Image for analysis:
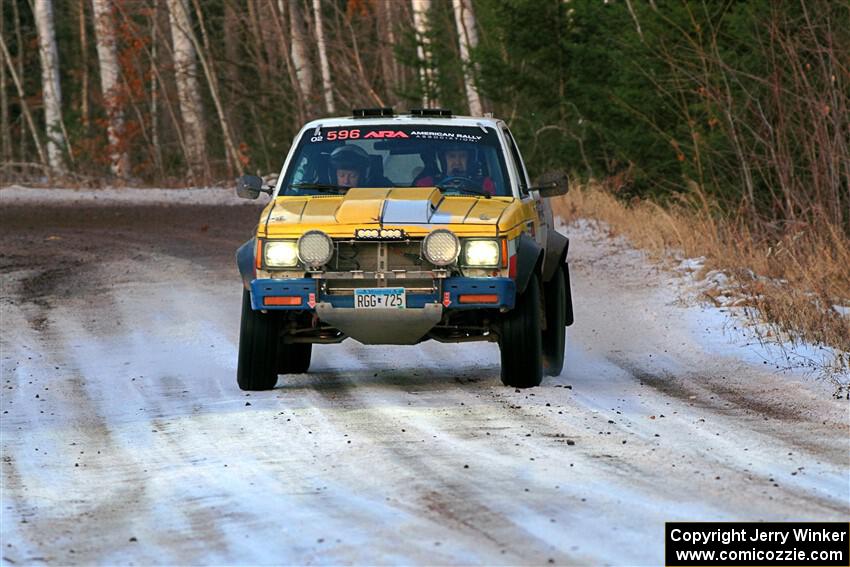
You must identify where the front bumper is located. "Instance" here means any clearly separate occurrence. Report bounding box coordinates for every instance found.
[249,277,516,311]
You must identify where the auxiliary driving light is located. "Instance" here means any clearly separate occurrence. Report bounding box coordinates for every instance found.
[422,229,460,266]
[297,230,333,268]
[355,228,405,240]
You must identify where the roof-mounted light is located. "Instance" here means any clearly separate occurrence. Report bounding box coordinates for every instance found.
[409,108,453,117]
[352,107,395,118]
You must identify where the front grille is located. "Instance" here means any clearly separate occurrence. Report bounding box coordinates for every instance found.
[328,241,431,272]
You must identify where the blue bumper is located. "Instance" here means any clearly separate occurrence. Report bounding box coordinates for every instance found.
[250,277,515,311]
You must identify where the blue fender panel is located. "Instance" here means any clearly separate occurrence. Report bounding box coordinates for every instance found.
[443,277,516,310]
[250,278,317,310]
[236,239,256,290]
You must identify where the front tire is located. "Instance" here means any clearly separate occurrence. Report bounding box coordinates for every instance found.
[542,266,567,376]
[499,272,543,388]
[237,289,280,391]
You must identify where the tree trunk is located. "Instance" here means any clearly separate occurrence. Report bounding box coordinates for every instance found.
[411,0,439,108]
[452,0,482,116]
[91,0,130,178]
[289,0,313,109]
[34,0,67,173]
[274,0,305,123]
[166,0,208,181]
[149,0,163,178]
[312,0,334,114]
[0,0,10,164]
[78,0,89,131]
[378,0,399,105]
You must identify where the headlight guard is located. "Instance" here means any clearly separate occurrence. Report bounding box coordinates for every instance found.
[297,230,334,269]
[422,229,460,266]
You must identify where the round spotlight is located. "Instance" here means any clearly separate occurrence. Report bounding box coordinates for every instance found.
[422,229,460,266]
[297,230,333,268]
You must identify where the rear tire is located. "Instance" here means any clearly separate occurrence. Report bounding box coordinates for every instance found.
[542,266,567,376]
[499,272,543,388]
[237,289,280,391]
[278,342,312,374]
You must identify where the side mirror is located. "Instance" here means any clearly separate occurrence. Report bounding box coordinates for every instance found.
[236,174,270,199]
[529,170,569,198]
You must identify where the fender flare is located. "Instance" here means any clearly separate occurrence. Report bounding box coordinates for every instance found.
[514,233,543,294]
[236,238,256,290]
[542,230,569,282]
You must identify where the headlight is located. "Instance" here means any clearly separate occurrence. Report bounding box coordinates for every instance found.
[264,240,299,268]
[463,239,501,267]
[422,229,460,266]
[297,230,333,268]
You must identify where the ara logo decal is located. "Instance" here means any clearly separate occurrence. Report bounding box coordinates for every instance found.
[307,293,316,308]
[442,292,452,307]
[364,130,410,139]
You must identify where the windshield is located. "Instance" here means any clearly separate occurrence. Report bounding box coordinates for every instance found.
[278,124,512,197]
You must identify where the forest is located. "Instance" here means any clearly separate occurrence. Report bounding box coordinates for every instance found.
[1,0,845,224]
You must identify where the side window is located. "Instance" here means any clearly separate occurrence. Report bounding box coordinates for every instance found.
[503,128,529,193]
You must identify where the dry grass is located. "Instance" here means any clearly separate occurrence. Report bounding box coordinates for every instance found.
[553,182,850,375]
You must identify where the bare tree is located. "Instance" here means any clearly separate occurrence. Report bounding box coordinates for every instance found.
[312,0,334,114]
[411,0,439,108]
[0,31,47,167]
[166,0,208,180]
[34,0,67,173]
[452,0,482,116]
[289,0,314,109]
[78,0,90,131]
[0,0,9,163]
[378,0,400,104]
[91,0,130,177]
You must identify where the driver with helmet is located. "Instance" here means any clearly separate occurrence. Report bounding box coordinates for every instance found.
[330,145,370,187]
[415,143,496,195]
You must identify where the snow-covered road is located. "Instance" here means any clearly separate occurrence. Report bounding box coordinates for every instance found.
[1,193,847,565]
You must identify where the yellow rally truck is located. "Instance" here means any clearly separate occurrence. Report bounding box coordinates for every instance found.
[235,108,573,390]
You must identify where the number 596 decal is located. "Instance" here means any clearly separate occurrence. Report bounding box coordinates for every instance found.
[326,129,361,141]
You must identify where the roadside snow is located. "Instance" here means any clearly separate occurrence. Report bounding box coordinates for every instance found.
[559,218,850,392]
[0,185,265,206]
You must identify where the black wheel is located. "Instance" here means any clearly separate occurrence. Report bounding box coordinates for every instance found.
[237,289,280,391]
[499,272,543,388]
[277,342,312,374]
[542,265,567,376]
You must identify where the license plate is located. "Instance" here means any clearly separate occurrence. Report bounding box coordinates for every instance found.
[354,287,406,309]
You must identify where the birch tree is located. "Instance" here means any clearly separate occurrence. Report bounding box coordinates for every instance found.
[289,0,313,108]
[411,0,439,108]
[312,0,334,114]
[166,0,208,180]
[452,0,482,116]
[91,0,129,177]
[34,0,66,173]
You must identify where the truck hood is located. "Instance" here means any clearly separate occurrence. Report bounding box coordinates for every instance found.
[263,187,519,236]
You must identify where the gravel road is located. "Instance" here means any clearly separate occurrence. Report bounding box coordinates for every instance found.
[1,193,847,565]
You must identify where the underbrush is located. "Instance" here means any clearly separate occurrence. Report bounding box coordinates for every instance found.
[553,183,850,380]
